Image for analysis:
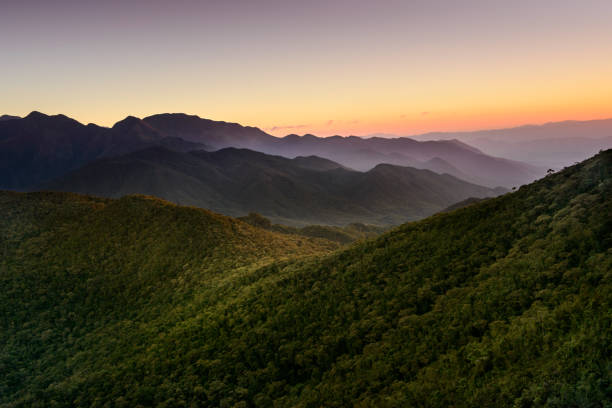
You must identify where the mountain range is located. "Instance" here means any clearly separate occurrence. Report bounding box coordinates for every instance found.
[401,118,612,168]
[1,149,609,407]
[0,112,543,193]
[46,146,505,226]
[0,112,205,190]
[140,113,543,188]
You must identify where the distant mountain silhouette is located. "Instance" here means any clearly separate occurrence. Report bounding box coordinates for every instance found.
[0,114,20,121]
[260,134,541,188]
[140,114,543,187]
[405,118,612,168]
[2,112,545,191]
[143,113,276,149]
[0,112,206,190]
[472,136,612,168]
[46,146,505,226]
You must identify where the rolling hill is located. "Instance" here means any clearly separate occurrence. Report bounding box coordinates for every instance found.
[46,146,505,226]
[1,150,609,407]
[238,212,387,245]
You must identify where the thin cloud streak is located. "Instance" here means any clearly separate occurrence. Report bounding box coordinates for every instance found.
[267,124,310,132]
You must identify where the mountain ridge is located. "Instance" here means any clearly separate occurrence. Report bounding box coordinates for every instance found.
[45,146,505,226]
[137,113,542,187]
[1,111,544,190]
[0,112,206,190]
[397,118,612,168]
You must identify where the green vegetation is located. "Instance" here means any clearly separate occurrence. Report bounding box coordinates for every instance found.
[440,196,486,212]
[0,192,337,407]
[238,212,387,244]
[1,150,611,407]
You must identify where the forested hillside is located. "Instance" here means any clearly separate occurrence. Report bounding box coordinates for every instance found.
[1,150,610,407]
[0,192,337,407]
[238,212,387,244]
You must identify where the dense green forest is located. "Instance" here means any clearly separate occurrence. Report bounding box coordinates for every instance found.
[1,150,611,407]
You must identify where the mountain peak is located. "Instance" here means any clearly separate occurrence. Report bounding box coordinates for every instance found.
[144,112,202,121]
[22,111,82,127]
[111,116,161,133]
[110,116,166,143]
[112,116,142,128]
[281,134,320,141]
[25,111,49,120]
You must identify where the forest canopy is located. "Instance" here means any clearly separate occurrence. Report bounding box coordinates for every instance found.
[0,150,610,407]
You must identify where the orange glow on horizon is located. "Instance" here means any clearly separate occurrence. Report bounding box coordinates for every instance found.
[4,1,612,139]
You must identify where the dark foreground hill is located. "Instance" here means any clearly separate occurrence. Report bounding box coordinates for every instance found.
[1,150,610,407]
[0,192,339,406]
[46,146,504,226]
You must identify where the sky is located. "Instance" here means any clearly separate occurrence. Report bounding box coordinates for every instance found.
[2,0,612,136]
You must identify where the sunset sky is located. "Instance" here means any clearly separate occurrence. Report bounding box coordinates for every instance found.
[2,0,612,136]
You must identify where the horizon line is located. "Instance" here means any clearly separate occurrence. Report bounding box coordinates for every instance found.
[4,110,612,140]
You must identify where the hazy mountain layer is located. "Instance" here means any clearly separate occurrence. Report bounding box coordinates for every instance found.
[141,113,543,188]
[406,118,612,168]
[46,146,504,226]
[0,112,543,190]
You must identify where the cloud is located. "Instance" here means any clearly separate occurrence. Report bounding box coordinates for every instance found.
[421,111,430,116]
[399,114,407,119]
[267,124,309,132]
[326,120,334,126]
